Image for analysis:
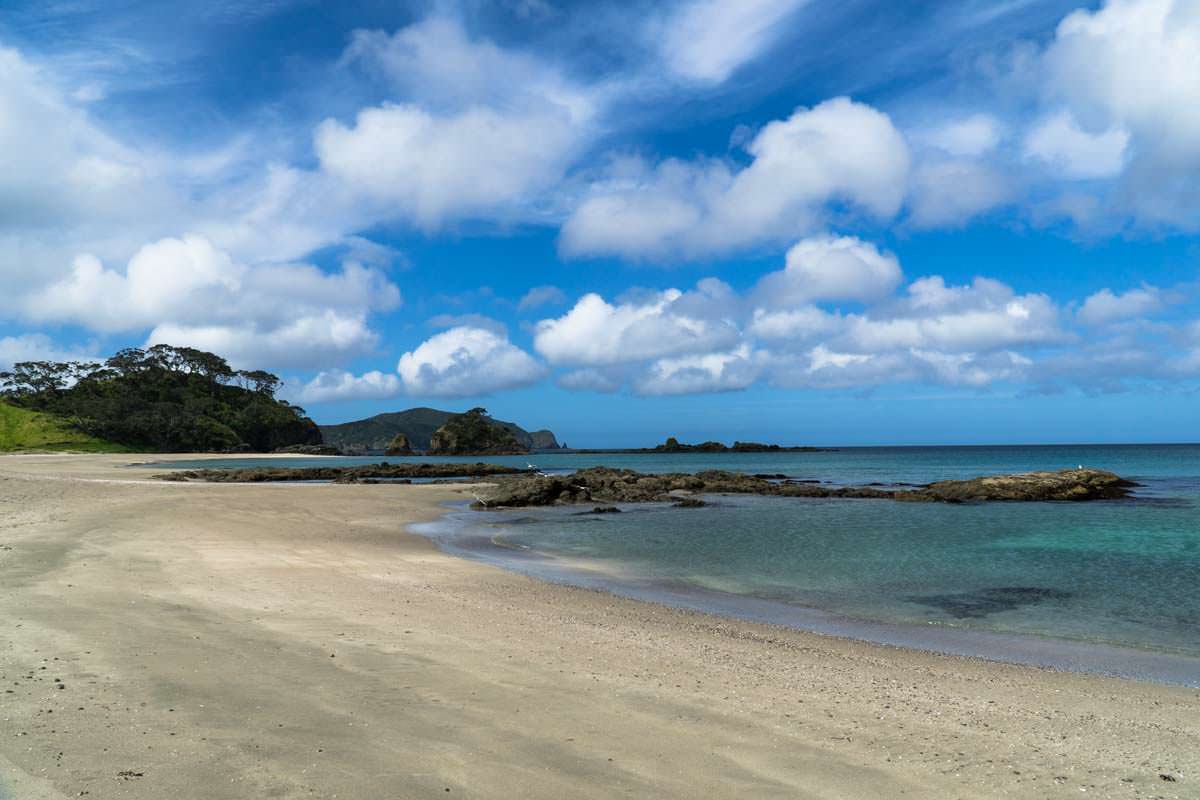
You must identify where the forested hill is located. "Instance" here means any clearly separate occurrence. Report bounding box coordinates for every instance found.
[320,407,560,453]
[0,345,320,452]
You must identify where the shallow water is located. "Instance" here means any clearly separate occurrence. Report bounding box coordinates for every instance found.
[150,445,1200,680]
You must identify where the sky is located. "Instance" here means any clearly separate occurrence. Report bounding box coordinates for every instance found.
[1,0,1199,446]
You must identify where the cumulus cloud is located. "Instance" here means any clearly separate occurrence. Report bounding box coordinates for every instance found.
[560,98,910,259]
[293,369,403,403]
[907,159,1013,228]
[1076,285,1164,326]
[634,345,763,395]
[657,0,809,84]
[397,326,545,397]
[1023,111,1130,180]
[25,234,400,369]
[751,236,902,308]
[534,280,740,366]
[0,333,97,370]
[530,236,1088,396]
[1037,0,1200,225]
[924,114,1004,157]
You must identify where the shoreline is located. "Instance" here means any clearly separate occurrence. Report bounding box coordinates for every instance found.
[2,453,1198,798]
[418,502,1200,688]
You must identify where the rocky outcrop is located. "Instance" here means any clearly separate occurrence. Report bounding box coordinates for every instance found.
[898,469,1137,503]
[469,467,1136,508]
[158,462,529,483]
[426,408,530,456]
[651,437,828,453]
[384,433,413,456]
[528,429,562,450]
[272,444,341,455]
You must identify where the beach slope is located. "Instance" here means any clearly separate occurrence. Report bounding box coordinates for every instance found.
[1,454,1197,798]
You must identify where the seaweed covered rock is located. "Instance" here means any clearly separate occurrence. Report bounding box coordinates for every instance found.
[469,466,1136,508]
[901,468,1136,503]
[158,462,528,483]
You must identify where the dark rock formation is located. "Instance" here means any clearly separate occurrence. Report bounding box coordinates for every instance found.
[273,444,341,455]
[651,437,828,453]
[157,462,528,483]
[898,469,1137,503]
[672,497,708,508]
[527,429,562,450]
[384,433,414,456]
[427,408,530,456]
[469,467,1135,508]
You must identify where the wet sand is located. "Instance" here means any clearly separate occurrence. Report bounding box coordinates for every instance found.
[1,454,1197,798]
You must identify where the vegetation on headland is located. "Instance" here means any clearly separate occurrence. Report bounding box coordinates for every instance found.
[319,406,561,454]
[0,345,320,453]
[0,401,131,453]
[427,407,529,455]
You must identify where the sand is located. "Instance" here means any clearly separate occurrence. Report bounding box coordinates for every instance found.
[0,454,1197,799]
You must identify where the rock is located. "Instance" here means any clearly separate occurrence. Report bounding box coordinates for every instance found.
[272,444,341,455]
[427,408,530,456]
[158,462,529,483]
[672,497,707,508]
[384,433,414,456]
[469,466,1136,508]
[899,468,1137,503]
[585,506,621,514]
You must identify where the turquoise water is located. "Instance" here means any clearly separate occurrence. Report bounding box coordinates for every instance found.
[150,445,1200,675]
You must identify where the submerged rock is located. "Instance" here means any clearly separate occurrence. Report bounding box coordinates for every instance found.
[907,587,1072,619]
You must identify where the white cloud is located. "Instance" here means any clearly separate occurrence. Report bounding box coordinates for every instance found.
[925,114,1003,157]
[1023,111,1130,180]
[397,326,545,397]
[533,281,740,366]
[634,345,762,395]
[1077,285,1164,326]
[751,235,902,308]
[315,103,583,230]
[293,369,403,403]
[1036,0,1200,224]
[24,234,399,369]
[518,285,567,312]
[560,98,910,259]
[908,159,1012,228]
[658,0,809,84]
[0,333,96,370]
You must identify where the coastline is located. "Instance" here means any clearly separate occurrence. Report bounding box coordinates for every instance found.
[419,503,1200,687]
[2,454,1198,798]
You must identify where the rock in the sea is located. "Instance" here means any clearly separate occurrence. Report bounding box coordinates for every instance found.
[384,433,414,456]
[899,468,1137,503]
[469,466,1136,508]
[272,444,341,455]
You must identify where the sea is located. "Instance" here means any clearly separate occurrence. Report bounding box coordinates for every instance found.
[144,444,1200,685]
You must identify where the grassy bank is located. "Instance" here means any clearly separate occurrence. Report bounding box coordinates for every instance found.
[0,402,130,453]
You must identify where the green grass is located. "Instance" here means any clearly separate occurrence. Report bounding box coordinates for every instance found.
[0,401,131,453]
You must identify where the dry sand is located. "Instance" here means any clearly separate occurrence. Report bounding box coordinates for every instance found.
[1,453,1197,799]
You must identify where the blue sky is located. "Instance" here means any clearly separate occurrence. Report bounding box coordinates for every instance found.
[1,0,1198,446]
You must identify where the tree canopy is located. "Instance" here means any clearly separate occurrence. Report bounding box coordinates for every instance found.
[0,345,321,452]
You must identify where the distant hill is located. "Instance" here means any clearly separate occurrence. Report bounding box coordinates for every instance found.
[320,407,561,454]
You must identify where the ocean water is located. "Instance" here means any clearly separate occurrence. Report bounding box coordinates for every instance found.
[148,445,1200,681]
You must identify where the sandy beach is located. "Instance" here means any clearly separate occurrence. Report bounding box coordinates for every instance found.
[1,454,1197,799]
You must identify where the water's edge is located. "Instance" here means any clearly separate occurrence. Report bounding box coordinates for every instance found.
[411,502,1200,689]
